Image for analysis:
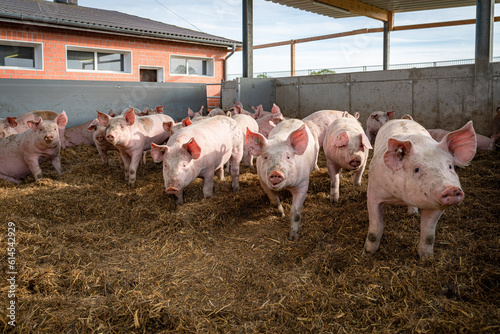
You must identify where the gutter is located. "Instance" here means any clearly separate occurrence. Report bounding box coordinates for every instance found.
[0,12,241,49]
[223,44,236,81]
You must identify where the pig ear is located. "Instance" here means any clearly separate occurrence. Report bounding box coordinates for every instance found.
[287,124,309,155]
[333,131,349,147]
[6,117,18,127]
[156,106,164,114]
[188,108,195,118]
[384,138,413,171]
[234,104,242,115]
[183,138,201,159]
[354,112,360,119]
[140,107,149,116]
[246,128,267,157]
[55,111,68,128]
[371,113,379,121]
[163,121,174,133]
[124,107,135,125]
[87,119,99,132]
[439,120,476,167]
[109,109,116,117]
[361,133,372,150]
[182,117,192,127]
[268,120,276,130]
[226,111,232,117]
[401,114,413,120]
[271,104,281,116]
[198,106,204,114]
[151,143,169,162]
[27,117,41,131]
[97,110,110,127]
[387,111,395,119]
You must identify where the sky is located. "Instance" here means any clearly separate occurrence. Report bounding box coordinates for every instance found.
[78,0,500,77]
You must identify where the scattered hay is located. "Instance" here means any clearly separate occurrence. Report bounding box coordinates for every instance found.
[0,145,499,333]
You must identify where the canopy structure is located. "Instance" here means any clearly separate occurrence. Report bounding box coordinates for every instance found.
[241,0,496,77]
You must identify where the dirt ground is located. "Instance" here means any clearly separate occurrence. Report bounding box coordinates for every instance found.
[0,143,499,333]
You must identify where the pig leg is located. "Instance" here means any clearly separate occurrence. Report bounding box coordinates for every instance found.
[352,163,366,187]
[127,153,143,186]
[418,209,443,260]
[364,198,385,255]
[216,167,224,180]
[407,206,419,215]
[25,157,43,181]
[51,154,63,175]
[230,150,243,192]
[96,145,109,166]
[202,170,215,199]
[259,179,284,217]
[0,174,21,184]
[288,184,309,241]
[120,152,131,181]
[326,159,342,203]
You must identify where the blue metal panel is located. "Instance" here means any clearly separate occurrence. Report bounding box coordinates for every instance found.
[0,79,207,126]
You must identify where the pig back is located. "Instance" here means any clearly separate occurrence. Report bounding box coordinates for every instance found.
[372,119,431,158]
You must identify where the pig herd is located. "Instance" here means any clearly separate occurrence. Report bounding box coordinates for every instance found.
[1,103,499,260]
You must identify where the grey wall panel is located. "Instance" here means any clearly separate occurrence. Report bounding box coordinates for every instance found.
[298,83,350,118]
[238,78,276,112]
[0,79,207,126]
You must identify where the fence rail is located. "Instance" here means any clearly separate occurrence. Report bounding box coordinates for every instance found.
[228,57,500,80]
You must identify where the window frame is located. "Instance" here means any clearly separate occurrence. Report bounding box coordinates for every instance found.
[0,39,43,70]
[66,46,132,74]
[139,65,165,82]
[169,55,214,77]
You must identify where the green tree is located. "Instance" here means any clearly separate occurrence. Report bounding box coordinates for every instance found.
[310,69,336,75]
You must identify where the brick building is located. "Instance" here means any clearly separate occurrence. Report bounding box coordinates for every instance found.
[0,0,240,108]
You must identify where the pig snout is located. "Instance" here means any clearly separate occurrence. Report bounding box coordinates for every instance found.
[268,171,285,186]
[349,158,361,169]
[96,135,105,142]
[44,133,55,143]
[439,186,464,206]
[166,186,180,194]
[106,134,115,142]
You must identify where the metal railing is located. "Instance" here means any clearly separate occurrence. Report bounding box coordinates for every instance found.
[228,57,500,80]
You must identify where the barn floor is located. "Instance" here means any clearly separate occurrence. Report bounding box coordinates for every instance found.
[0,145,499,333]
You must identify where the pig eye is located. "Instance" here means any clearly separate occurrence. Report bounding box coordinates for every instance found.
[414,167,420,174]
[448,164,453,170]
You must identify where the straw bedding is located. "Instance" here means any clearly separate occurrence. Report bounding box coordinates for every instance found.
[0,144,498,333]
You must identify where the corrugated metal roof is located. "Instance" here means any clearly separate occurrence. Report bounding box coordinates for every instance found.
[0,0,240,47]
[266,0,499,20]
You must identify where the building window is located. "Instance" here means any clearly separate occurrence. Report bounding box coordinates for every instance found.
[0,40,43,70]
[67,47,131,73]
[170,56,214,76]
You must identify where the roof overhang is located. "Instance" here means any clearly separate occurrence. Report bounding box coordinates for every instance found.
[266,0,499,22]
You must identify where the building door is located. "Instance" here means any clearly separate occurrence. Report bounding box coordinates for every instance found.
[140,69,157,82]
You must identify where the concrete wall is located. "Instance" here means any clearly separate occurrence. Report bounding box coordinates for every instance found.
[224,63,499,136]
[0,79,207,126]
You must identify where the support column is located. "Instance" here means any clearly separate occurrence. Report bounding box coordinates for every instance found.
[383,12,393,71]
[243,0,253,78]
[473,0,494,134]
[291,40,296,77]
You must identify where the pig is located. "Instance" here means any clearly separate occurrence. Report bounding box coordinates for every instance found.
[246,119,318,241]
[233,102,257,118]
[13,110,60,133]
[63,120,95,147]
[187,106,205,119]
[150,115,244,204]
[208,108,227,117]
[256,103,285,138]
[323,113,372,203]
[364,119,476,259]
[493,107,500,150]
[428,128,494,151]
[87,118,118,166]
[162,117,193,136]
[0,117,18,139]
[139,106,164,116]
[0,111,68,183]
[97,107,174,185]
[365,110,395,143]
[252,105,271,119]
[231,113,259,167]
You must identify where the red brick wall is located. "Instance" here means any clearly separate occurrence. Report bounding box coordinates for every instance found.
[0,22,228,89]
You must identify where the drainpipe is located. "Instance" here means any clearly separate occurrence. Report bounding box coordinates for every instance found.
[224,44,236,81]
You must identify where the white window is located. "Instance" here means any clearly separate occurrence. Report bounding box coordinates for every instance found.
[0,40,43,70]
[170,56,214,77]
[66,47,131,73]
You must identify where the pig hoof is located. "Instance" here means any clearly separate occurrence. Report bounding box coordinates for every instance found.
[288,230,300,241]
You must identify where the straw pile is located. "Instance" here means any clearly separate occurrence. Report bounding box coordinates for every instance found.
[0,144,498,333]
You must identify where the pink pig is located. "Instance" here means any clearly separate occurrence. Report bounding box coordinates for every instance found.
[252,105,271,119]
[97,107,174,185]
[231,113,259,167]
[87,118,118,165]
[151,115,244,204]
[0,111,68,183]
[246,119,318,241]
[323,114,372,203]
[63,120,95,147]
[365,110,395,143]
[139,106,163,116]
[0,117,18,139]
[428,128,494,151]
[256,103,285,138]
[364,119,476,259]
[187,106,205,119]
